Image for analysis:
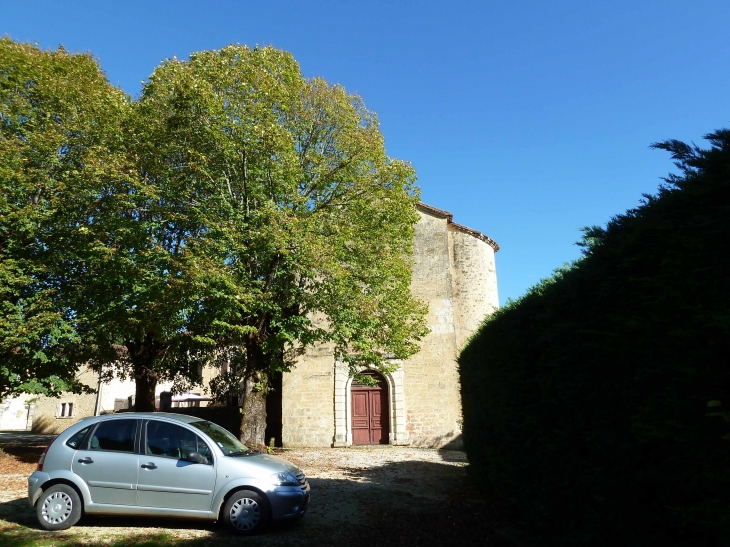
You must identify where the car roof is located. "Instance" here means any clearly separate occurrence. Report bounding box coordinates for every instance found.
[96,412,206,424]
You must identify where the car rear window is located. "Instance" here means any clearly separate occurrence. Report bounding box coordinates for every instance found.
[66,426,91,449]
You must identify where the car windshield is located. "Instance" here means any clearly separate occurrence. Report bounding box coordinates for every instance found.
[189,420,250,456]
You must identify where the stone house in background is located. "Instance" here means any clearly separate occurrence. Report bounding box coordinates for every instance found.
[0,202,499,448]
[0,367,219,435]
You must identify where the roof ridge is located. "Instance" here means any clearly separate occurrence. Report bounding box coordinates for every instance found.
[416,202,499,252]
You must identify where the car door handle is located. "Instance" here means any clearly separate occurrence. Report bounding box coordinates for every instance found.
[141,462,157,469]
[77,457,94,464]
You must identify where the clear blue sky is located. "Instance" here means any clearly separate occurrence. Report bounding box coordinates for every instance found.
[4,1,729,304]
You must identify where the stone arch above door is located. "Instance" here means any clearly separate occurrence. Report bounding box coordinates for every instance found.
[333,362,408,447]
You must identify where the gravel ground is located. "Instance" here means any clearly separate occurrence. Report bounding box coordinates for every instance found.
[0,441,507,547]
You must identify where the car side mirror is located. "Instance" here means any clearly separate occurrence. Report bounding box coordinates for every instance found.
[185,451,208,464]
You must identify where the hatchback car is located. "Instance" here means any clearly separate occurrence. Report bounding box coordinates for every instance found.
[27,413,309,534]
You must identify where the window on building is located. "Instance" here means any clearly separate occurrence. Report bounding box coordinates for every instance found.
[58,402,74,418]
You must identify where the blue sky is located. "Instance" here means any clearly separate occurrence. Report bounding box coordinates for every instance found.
[4,0,729,304]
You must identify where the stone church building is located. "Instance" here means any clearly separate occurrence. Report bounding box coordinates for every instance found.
[0,203,499,449]
[279,202,499,448]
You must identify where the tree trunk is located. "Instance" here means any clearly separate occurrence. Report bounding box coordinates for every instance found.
[126,333,162,413]
[134,361,159,412]
[240,369,267,447]
[240,337,267,447]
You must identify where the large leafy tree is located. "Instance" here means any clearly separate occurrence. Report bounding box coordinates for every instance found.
[138,46,427,442]
[1,41,426,441]
[1,39,221,410]
[0,38,128,398]
[54,112,217,413]
[52,82,220,413]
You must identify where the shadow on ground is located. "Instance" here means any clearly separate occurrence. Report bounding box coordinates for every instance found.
[0,446,508,547]
[1,447,44,464]
[0,433,56,448]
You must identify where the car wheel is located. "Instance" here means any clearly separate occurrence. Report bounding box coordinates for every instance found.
[36,484,82,531]
[223,490,269,535]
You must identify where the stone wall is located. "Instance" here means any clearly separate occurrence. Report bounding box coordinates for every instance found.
[281,341,338,447]
[30,366,99,435]
[403,208,463,447]
[450,226,499,350]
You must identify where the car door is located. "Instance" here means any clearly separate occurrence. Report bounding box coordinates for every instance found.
[71,418,140,506]
[136,419,216,512]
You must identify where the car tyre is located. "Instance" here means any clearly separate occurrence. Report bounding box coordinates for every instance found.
[36,484,82,531]
[223,490,269,535]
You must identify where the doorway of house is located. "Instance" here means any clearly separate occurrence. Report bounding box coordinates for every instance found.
[351,371,389,445]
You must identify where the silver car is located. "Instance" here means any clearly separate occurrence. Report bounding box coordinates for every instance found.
[27,413,310,534]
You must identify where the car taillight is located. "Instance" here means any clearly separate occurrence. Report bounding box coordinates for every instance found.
[37,438,56,472]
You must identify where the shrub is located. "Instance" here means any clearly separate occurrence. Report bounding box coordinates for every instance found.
[460,129,730,546]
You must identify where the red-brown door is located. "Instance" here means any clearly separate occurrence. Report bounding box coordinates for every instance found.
[351,373,389,445]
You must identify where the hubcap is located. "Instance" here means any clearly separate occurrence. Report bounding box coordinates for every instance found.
[229,497,260,530]
[41,491,73,524]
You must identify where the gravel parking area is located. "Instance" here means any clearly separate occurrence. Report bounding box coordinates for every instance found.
[0,440,505,547]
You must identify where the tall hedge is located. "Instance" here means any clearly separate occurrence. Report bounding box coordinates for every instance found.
[460,129,730,546]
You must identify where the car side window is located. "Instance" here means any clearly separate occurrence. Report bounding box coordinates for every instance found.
[89,419,137,452]
[184,432,213,464]
[66,426,91,449]
[195,436,213,464]
[146,421,212,464]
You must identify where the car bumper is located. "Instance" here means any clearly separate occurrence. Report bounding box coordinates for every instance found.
[269,484,310,520]
[28,471,50,507]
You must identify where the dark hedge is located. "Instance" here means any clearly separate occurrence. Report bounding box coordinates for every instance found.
[459,129,730,546]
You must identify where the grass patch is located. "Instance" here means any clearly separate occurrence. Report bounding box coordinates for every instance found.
[0,523,206,547]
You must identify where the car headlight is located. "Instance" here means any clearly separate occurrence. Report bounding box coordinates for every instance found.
[271,471,300,486]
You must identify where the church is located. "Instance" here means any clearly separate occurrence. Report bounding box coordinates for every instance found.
[278,202,499,448]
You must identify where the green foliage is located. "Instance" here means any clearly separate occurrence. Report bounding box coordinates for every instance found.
[137,46,427,397]
[1,40,426,422]
[0,38,125,398]
[460,128,730,546]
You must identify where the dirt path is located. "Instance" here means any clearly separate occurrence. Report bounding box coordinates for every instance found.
[0,443,505,546]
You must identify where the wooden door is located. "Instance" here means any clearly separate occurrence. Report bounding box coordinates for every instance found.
[351,373,389,445]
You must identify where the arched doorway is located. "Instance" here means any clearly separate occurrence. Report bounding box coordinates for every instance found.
[351,372,390,445]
